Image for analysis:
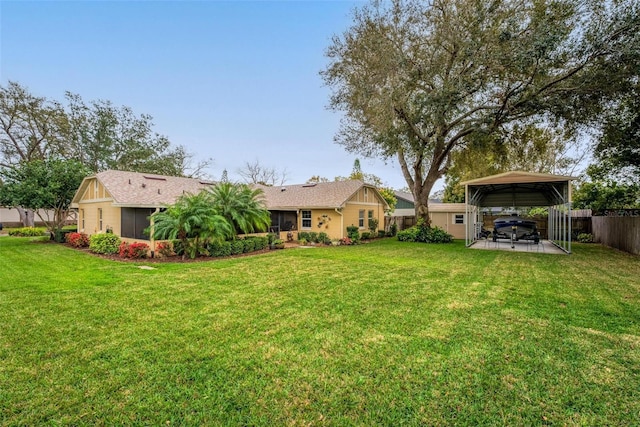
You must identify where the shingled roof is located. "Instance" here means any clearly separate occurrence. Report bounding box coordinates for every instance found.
[72,170,214,208]
[257,180,382,210]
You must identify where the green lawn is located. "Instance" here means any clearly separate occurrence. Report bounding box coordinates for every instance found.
[0,237,638,425]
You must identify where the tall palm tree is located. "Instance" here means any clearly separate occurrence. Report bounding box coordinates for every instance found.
[207,182,271,236]
[151,191,232,259]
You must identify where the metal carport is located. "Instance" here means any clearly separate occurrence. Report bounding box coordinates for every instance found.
[461,171,576,253]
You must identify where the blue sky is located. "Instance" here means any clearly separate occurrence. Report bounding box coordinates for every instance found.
[0,0,430,190]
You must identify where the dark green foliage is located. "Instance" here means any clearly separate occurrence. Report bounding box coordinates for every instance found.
[573,177,640,210]
[151,191,232,259]
[368,218,378,234]
[361,232,371,240]
[267,233,277,245]
[207,182,271,235]
[0,159,89,235]
[378,230,386,238]
[318,232,331,244]
[397,221,453,244]
[208,241,232,257]
[347,225,360,242]
[308,232,318,243]
[242,238,255,253]
[390,223,398,237]
[577,233,594,243]
[298,231,310,242]
[231,240,245,255]
[172,240,185,257]
[89,233,121,254]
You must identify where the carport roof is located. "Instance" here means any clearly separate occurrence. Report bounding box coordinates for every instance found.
[461,171,576,207]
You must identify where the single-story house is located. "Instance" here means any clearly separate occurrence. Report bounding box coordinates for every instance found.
[70,170,389,248]
[259,180,389,240]
[70,170,215,248]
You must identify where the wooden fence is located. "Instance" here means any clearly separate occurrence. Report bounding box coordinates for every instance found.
[592,216,640,255]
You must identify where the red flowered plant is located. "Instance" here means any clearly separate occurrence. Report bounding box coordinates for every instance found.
[66,232,90,248]
[339,237,353,245]
[118,241,149,258]
[156,242,174,258]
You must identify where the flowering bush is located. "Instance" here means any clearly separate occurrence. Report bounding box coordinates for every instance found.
[66,232,90,248]
[340,237,354,245]
[156,242,174,257]
[118,241,149,258]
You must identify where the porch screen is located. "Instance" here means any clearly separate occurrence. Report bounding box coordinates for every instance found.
[121,208,155,240]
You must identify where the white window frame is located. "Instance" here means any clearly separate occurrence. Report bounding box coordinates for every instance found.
[98,208,103,231]
[453,213,465,224]
[81,209,85,230]
[358,209,365,228]
[301,210,312,229]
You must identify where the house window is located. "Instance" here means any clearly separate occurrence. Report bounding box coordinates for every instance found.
[358,210,365,228]
[301,210,312,229]
[98,208,103,231]
[454,214,465,224]
[80,209,85,230]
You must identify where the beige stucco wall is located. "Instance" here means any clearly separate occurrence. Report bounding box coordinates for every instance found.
[297,208,342,240]
[76,178,121,235]
[430,212,466,239]
[342,187,386,238]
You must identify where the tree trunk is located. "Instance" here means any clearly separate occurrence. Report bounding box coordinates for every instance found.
[413,175,440,228]
[16,207,35,227]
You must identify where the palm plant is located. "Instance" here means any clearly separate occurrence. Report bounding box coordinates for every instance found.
[207,182,271,235]
[151,191,232,259]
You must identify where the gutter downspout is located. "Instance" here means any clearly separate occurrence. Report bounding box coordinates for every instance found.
[335,207,344,239]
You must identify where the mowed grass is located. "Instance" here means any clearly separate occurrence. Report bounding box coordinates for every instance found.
[0,237,638,426]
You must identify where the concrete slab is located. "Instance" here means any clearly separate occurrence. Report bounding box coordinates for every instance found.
[468,239,567,254]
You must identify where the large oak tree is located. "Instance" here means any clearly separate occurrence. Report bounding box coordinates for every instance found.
[323,0,640,224]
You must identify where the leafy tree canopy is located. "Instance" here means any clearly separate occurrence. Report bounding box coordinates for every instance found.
[323,0,640,224]
[0,159,89,234]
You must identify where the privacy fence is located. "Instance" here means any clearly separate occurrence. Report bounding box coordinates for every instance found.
[591,209,640,255]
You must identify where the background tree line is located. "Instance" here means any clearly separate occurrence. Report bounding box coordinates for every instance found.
[0,81,209,232]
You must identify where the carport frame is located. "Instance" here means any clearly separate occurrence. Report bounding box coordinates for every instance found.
[461,171,576,253]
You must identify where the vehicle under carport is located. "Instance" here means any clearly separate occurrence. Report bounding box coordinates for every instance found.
[461,171,576,253]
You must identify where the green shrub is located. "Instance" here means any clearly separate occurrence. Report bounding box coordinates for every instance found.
[318,232,330,245]
[397,222,453,244]
[231,240,244,255]
[208,241,232,257]
[361,232,371,240]
[378,230,386,238]
[346,225,360,242]
[390,223,398,237]
[243,238,255,253]
[172,240,185,257]
[308,232,318,243]
[368,218,379,234]
[89,233,121,254]
[252,236,268,250]
[267,233,277,245]
[8,227,46,237]
[577,233,594,243]
[298,231,310,242]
